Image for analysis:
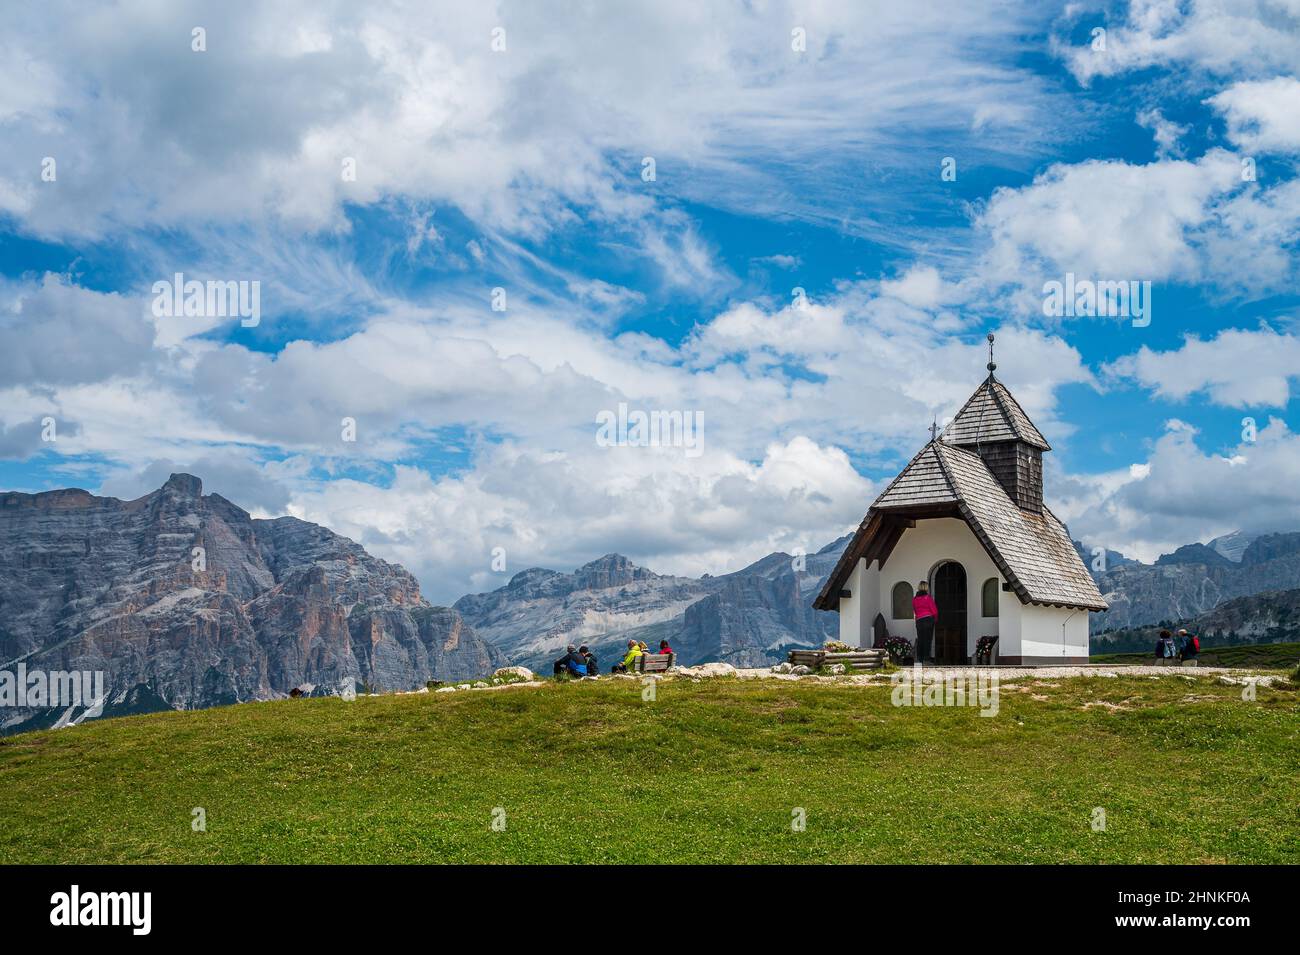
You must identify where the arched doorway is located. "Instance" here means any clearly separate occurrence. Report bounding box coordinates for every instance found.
[932,561,967,664]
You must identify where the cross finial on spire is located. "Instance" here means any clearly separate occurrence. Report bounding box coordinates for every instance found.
[929,419,939,442]
[987,332,997,375]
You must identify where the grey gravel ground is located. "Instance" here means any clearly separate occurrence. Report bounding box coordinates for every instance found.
[734,664,1280,682]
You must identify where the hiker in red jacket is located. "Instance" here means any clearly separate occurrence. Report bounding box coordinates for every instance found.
[913,580,938,663]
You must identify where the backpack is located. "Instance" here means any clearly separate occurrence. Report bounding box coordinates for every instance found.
[1191,635,1200,652]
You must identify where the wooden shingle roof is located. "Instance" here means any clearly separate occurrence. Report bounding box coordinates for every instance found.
[872,444,958,509]
[936,442,1106,610]
[944,375,1050,451]
[813,439,1106,612]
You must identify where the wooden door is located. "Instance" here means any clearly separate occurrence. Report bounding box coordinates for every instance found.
[933,561,967,664]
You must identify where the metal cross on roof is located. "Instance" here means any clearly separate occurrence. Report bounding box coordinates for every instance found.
[929,419,939,441]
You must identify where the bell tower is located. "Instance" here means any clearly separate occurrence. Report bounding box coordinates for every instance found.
[942,333,1048,514]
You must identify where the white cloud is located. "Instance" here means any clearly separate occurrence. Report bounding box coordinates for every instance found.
[1209,76,1300,153]
[285,436,874,603]
[0,274,157,386]
[6,0,1295,609]
[879,265,967,310]
[977,147,1300,300]
[1136,108,1189,158]
[2,272,1096,601]
[1058,0,1300,85]
[1062,417,1300,561]
[980,151,1243,287]
[0,0,1065,257]
[753,254,801,270]
[1104,325,1300,408]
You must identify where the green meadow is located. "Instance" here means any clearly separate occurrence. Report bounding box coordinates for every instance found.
[1,673,1296,864]
[1092,642,1300,670]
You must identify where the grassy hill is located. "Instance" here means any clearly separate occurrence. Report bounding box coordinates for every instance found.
[1,674,1297,864]
[1092,642,1300,669]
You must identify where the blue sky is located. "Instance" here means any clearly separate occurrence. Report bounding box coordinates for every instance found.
[1,1,1299,601]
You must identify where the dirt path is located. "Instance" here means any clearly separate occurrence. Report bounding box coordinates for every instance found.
[734,663,1282,682]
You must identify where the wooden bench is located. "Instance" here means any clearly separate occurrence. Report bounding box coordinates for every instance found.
[789,649,827,669]
[635,652,677,674]
[788,649,888,671]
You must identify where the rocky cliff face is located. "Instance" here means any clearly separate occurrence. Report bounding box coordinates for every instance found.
[1209,530,1259,563]
[452,555,715,670]
[1089,532,1300,634]
[1089,586,1300,654]
[0,474,502,732]
[454,538,847,671]
[676,545,842,667]
[458,525,1300,668]
[1189,586,1300,643]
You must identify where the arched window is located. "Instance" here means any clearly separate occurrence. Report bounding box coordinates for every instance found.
[891,581,914,619]
[982,578,1000,617]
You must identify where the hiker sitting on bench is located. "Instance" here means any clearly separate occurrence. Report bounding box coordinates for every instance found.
[611,639,642,673]
[553,645,588,677]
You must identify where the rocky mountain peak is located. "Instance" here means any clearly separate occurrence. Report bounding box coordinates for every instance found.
[816,534,854,556]
[1154,542,1234,568]
[1208,530,1257,562]
[1,487,98,510]
[573,553,655,590]
[1240,532,1300,566]
[161,472,204,498]
[1090,526,1300,637]
[506,566,561,589]
[0,474,503,733]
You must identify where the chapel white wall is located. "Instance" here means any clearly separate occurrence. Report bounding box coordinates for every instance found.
[1019,604,1090,660]
[837,558,881,647]
[875,518,1005,659]
[837,559,864,646]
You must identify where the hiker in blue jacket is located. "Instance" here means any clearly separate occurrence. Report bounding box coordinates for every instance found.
[552,645,588,677]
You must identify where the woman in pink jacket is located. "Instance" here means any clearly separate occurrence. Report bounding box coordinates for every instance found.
[912,580,938,663]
